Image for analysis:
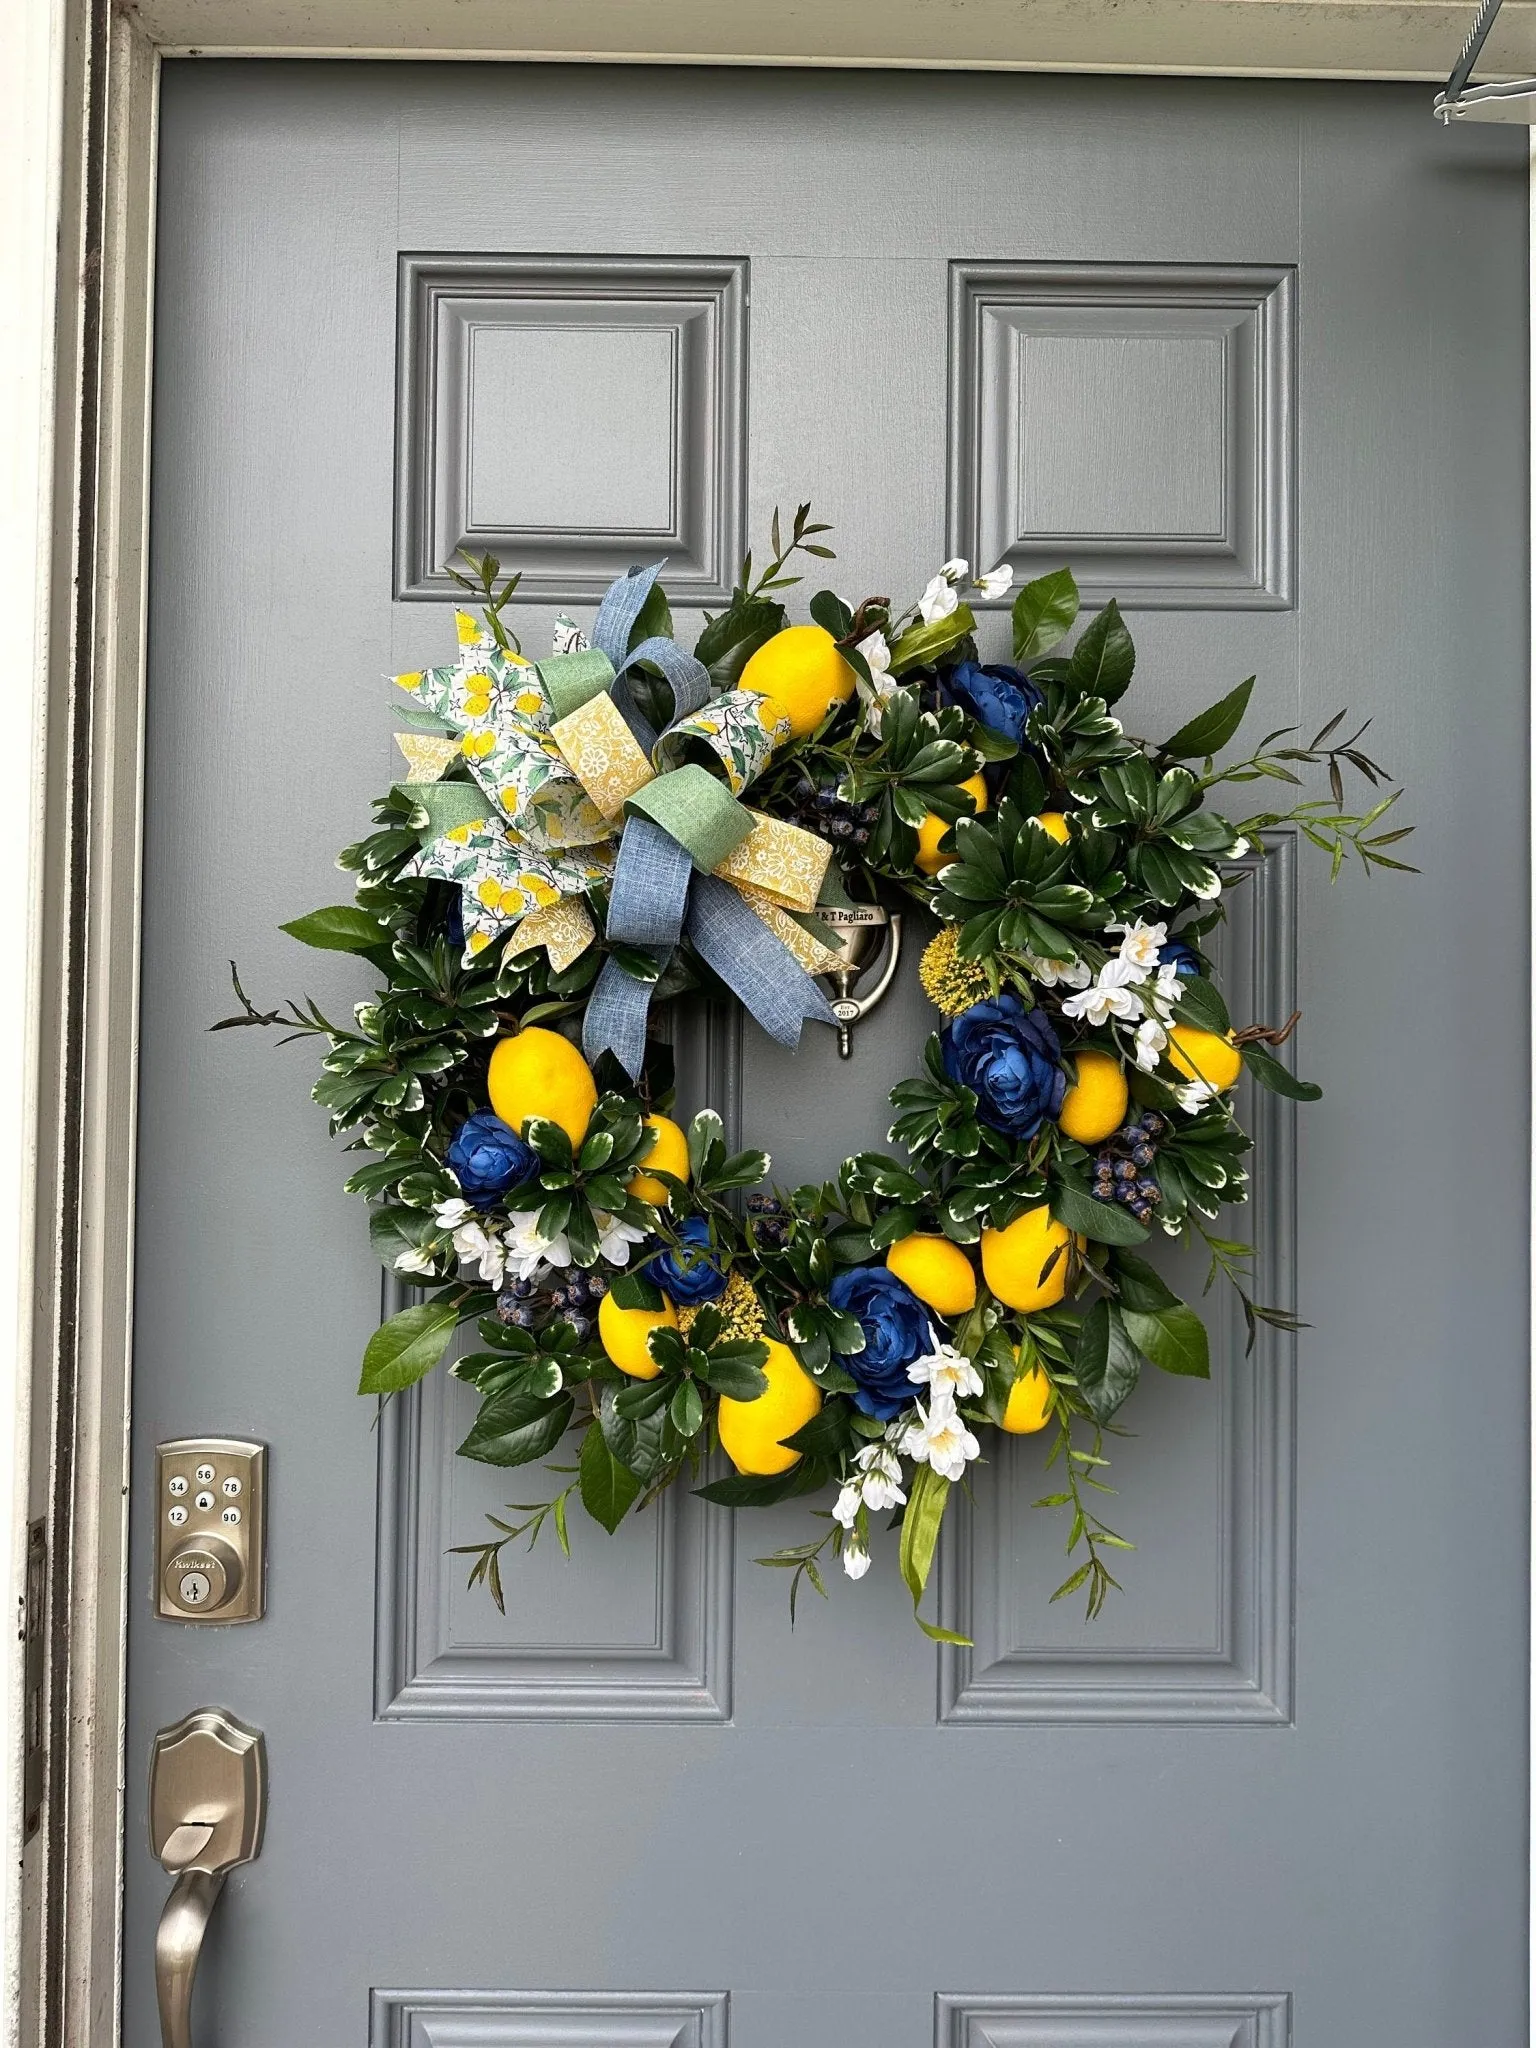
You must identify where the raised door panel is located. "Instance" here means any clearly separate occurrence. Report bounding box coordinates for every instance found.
[948,263,1294,608]
[396,255,747,604]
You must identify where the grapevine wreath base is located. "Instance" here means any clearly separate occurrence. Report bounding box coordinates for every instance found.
[226,513,1410,1636]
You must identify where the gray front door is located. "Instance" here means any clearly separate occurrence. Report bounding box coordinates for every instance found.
[125,62,1528,2047]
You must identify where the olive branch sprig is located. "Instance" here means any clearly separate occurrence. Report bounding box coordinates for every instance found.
[741,501,837,598]
[1198,711,1417,880]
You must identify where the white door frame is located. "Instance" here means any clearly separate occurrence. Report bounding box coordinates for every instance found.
[2,4,1527,2042]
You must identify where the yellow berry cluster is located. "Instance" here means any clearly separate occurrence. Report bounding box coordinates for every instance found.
[677,1269,766,1341]
[918,924,989,1018]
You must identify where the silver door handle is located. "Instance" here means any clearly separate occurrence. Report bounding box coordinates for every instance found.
[150,1708,266,2048]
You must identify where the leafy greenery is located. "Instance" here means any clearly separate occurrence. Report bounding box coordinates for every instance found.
[233,531,1410,1634]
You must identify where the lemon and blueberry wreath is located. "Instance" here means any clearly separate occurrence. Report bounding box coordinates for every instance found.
[227,508,1410,1635]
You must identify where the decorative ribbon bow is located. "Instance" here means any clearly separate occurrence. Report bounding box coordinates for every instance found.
[392,564,839,1076]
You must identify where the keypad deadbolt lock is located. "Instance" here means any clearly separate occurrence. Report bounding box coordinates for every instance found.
[156,1439,266,1622]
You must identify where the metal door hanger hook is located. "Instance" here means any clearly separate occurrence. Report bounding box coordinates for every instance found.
[817,904,903,1058]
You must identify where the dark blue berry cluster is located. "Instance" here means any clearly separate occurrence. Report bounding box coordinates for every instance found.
[496,1265,610,1340]
[787,779,881,855]
[746,1192,791,1249]
[1092,1110,1167,1225]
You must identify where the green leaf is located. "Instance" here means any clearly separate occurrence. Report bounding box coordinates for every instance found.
[687,1108,725,1179]
[695,1464,826,1507]
[577,1422,643,1532]
[1011,566,1079,663]
[1111,1248,1179,1312]
[1067,600,1135,705]
[888,603,976,677]
[458,1389,574,1467]
[609,1269,664,1311]
[358,1296,460,1394]
[1051,1181,1149,1247]
[1173,975,1231,1035]
[367,1205,430,1269]
[779,1403,856,1460]
[897,1463,971,1645]
[694,597,784,686]
[1160,677,1255,760]
[599,1385,676,1483]
[669,1378,705,1438]
[1122,1302,1211,1379]
[280,905,389,954]
[1074,1300,1142,1421]
[809,588,855,639]
[703,1355,770,1401]
[1241,1042,1323,1101]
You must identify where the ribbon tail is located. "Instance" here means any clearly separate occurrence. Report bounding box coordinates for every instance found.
[583,954,658,1080]
[586,813,694,1079]
[607,815,694,947]
[687,874,837,1051]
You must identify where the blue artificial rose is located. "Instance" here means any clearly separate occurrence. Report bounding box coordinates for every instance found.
[447,1110,537,1209]
[828,1266,934,1419]
[1158,937,1202,978]
[945,659,1043,744]
[942,993,1066,1141]
[645,1216,727,1305]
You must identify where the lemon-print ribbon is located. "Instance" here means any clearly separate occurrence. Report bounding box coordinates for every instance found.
[393,563,839,1073]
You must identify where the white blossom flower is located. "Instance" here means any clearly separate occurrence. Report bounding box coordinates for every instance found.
[918,573,960,625]
[940,556,969,581]
[973,563,1013,599]
[433,1197,476,1232]
[841,1537,873,1581]
[854,629,900,732]
[906,1339,984,1404]
[900,1399,982,1483]
[1061,957,1146,1027]
[1155,962,1184,1005]
[832,1479,863,1529]
[501,1209,571,1281]
[393,1243,439,1277]
[1134,1017,1169,1072]
[594,1211,647,1266]
[1173,1077,1219,1111]
[1025,951,1093,991]
[1111,919,1168,972]
[451,1219,510,1289]
[853,1442,907,1512]
[551,614,589,655]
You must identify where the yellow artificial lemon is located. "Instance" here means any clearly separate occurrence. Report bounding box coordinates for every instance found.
[1058,1048,1130,1144]
[597,1290,678,1380]
[1164,1024,1243,1093]
[981,1205,1077,1313]
[627,1113,691,1207]
[717,1338,823,1476]
[739,624,856,741]
[1035,811,1070,844]
[914,773,990,876]
[1001,1361,1054,1434]
[487,1027,598,1148]
[886,1232,977,1317]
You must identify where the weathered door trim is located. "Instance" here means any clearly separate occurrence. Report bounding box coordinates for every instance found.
[12,8,1531,2045]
